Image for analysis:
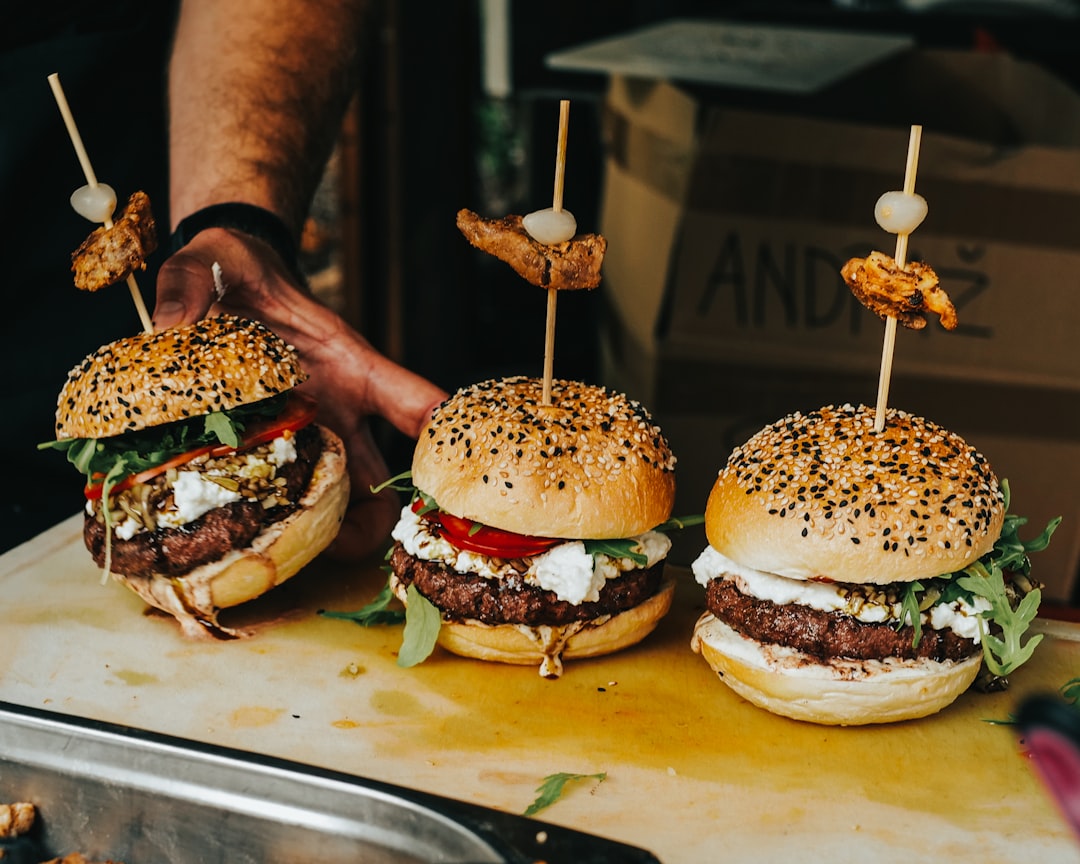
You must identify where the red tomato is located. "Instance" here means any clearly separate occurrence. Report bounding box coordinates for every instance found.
[84,445,216,501]
[411,498,560,558]
[84,392,319,500]
[210,392,318,455]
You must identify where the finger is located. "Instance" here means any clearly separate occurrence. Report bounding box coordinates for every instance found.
[153,247,219,329]
[363,351,448,438]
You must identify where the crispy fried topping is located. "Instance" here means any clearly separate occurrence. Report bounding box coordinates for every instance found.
[841,250,957,331]
[71,190,158,291]
[456,208,606,290]
[0,801,35,837]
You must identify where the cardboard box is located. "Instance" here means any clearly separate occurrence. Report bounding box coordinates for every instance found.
[596,50,1080,601]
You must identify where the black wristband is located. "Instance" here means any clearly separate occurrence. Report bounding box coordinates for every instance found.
[169,202,301,276]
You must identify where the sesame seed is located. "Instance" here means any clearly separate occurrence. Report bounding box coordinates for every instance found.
[719,403,1003,560]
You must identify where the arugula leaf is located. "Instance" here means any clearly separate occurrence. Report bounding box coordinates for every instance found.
[896,580,925,647]
[582,514,704,567]
[987,481,1061,577]
[882,481,1059,667]
[397,584,442,667]
[38,394,289,487]
[319,582,405,627]
[319,577,441,668]
[204,411,241,448]
[413,489,439,516]
[524,772,607,817]
[957,562,1043,677]
[583,538,648,567]
[370,469,416,496]
[654,514,706,531]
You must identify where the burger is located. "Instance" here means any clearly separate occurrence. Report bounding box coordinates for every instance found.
[690,403,1057,725]
[382,376,681,678]
[40,314,349,636]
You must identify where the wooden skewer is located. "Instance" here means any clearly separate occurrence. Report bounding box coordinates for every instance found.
[541,99,570,406]
[48,73,153,334]
[873,124,922,432]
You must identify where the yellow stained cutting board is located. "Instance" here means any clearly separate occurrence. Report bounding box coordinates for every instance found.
[2,515,1078,864]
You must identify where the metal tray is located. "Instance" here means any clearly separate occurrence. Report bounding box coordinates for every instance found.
[0,701,660,863]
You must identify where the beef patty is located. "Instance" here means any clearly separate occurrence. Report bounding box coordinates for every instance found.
[705,577,977,664]
[85,424,322,577]
[389,543,664,626]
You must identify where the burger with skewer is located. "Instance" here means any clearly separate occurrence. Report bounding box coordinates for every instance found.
[689,402,1057,725]
[40,314,349,636]
[350,110,689,675]
[379,374,688,678]
[689,172,1056,723]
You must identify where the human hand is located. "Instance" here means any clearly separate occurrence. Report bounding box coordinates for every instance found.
[154,227,447,559]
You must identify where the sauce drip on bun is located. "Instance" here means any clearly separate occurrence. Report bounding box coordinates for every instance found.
[44,315,348,636]
[389,376,678,678]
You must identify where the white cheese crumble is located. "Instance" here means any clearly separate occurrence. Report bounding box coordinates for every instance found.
[392,505,671,605]
[691,545,989,641]
[266,434,297,467]
[107,436,300,537]
[157,472,242,528]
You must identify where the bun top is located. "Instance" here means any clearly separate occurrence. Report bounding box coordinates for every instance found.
[56,314,307,440]
[411,376,676,539]
[705,404,1004,584]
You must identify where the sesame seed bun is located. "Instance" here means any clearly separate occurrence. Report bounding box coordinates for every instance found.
[391,571,675,679]
[705,404,1004,585]
[691,613,983,725]
[411,377,676,539]
[114,425,349,637]
[55,314,307,440]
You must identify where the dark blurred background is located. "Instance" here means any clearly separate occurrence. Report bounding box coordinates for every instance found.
[320,0,1080,475]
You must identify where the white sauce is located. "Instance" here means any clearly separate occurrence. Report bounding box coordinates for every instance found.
[392,504,671,605]
[691,545,989,641]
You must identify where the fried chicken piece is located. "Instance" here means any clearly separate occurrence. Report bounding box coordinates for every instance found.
[71,190,158,292]
[0,801,35,837]
[841,250,957,331]
[456,208,606,290]
[2,803,124,863]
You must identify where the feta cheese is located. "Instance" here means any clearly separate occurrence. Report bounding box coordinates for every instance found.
[267,434,297,467]
[691,545,987,641]
[157,471,242,528]
[533,542,603,605]
[391,504,671,606]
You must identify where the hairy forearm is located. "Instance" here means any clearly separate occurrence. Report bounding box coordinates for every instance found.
[167,0,368,233]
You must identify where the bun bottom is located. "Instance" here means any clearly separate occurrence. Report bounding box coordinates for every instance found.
[691,613,982,726]
[392,573,675,679]
[115,426,349,637]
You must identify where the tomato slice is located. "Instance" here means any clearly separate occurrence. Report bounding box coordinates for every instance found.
[210,391,318,455]
[84,392,319,501]
[411,498,561,558]
[84,445,217,501]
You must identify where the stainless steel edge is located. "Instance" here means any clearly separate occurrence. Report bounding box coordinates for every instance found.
[0,700,661,864]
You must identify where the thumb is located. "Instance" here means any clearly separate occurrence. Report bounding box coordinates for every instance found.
[153,247,218,329]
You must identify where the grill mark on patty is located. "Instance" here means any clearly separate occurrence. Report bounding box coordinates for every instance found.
[84,424,322,577]
[389,542,663,626]
[705,577,977,664]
